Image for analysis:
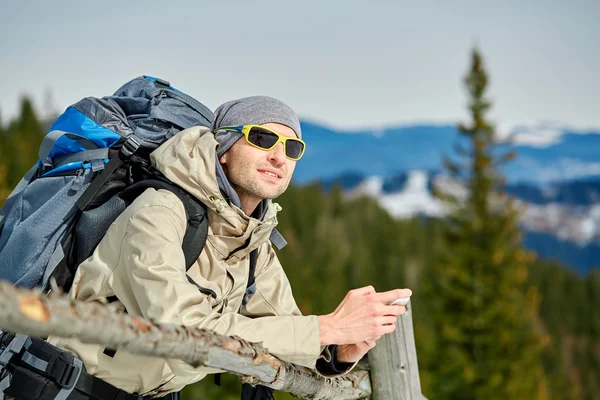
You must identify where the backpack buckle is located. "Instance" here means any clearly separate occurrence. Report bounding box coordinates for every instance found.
[56,359,81,389]
[52,356,83,400]
[121,135,142,158]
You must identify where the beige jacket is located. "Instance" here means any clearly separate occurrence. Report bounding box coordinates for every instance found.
[49,127,337,397]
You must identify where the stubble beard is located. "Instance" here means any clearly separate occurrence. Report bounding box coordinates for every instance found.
[229,163,289,203]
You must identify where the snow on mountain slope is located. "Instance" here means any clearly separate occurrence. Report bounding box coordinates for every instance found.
[519,202,600,245]
[345,171,445,218]
[503,121,569,147]
[341,170,600,248]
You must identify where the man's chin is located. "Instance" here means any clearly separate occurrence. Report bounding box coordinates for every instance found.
[237,177,289,201]
[259,188,285,200]
[258,184,288,200]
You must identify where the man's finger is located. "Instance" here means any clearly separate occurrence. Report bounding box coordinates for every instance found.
[383,304,407,316]
[372,288,412,304]
[351,285,376,296]
[376,316,399,326]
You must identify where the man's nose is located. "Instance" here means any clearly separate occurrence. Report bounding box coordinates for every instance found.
[268,142,286,164]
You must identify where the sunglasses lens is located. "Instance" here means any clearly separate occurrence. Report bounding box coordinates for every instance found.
[248,127,279,149]
[285,140,304,159]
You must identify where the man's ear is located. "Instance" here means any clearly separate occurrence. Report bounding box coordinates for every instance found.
[219,153,229,173]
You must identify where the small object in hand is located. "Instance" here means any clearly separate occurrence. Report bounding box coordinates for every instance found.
[391,297,410,306]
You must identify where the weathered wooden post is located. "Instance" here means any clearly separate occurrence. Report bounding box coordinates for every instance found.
[368,300,427,400]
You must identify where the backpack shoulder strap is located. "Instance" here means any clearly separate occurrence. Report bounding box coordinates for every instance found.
[241,231,285,308]
[162,186,208,272]
[242,249,258,307]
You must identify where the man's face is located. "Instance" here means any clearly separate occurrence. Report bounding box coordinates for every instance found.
[219,122,298,203]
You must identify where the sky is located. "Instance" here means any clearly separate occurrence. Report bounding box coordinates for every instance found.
[1,0,599,134]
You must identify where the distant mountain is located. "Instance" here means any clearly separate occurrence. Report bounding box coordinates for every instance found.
[294,120,600,274]
[295,121,457,183]
[507,179,600,206]
[318,169,600,275]
[294,120,600,185]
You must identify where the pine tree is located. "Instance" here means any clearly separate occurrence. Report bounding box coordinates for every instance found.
[428,48,548,399]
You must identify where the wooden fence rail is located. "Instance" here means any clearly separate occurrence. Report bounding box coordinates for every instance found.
[0,281,426,399]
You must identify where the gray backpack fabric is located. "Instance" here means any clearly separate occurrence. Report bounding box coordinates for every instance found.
[0,76,213,291]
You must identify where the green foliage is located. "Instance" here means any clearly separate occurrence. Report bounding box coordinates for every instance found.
[529,261,600,399]
[0,97,45,203]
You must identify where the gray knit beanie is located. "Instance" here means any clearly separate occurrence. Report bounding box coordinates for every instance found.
[211,96,302,158]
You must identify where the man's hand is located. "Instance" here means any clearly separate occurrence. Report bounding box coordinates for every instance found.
[318,286,411,348]
[336,340,377,363]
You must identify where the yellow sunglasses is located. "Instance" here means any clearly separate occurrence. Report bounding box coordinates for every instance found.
[218,125,306,160]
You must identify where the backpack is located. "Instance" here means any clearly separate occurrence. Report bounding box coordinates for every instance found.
[0,75,214,292]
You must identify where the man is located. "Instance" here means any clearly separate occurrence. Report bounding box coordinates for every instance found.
[49,96,411,398]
